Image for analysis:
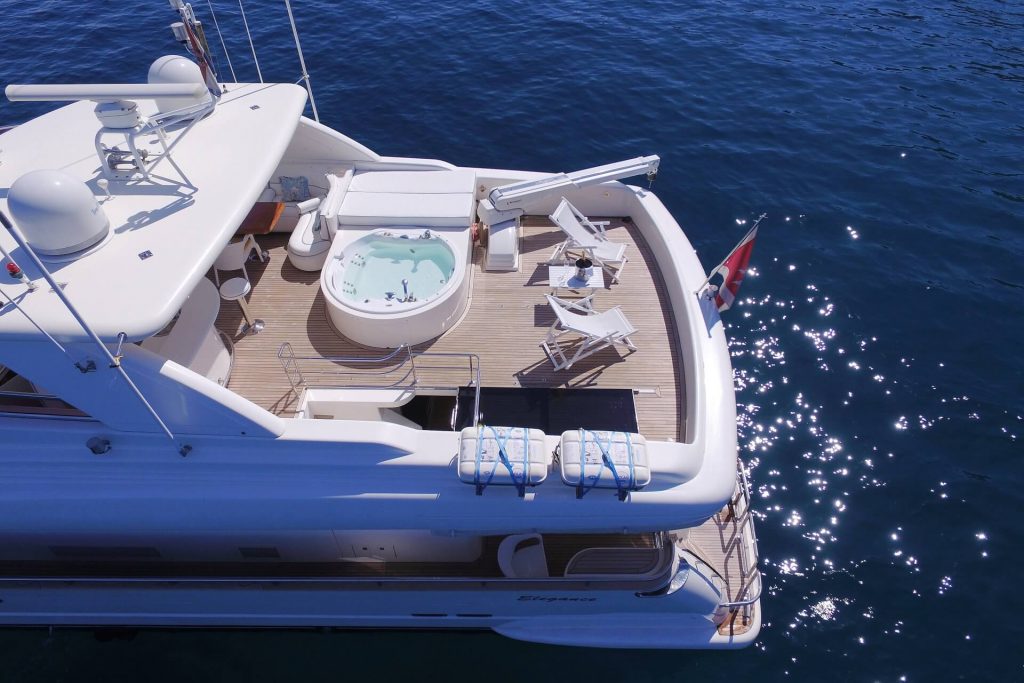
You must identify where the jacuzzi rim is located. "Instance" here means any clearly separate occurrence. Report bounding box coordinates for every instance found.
[324,229,462,316]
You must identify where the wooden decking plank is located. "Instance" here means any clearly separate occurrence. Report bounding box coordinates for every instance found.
[216,218,684,441]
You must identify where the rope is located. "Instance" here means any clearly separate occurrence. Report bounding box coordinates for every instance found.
[205,0,238,82]
[237,0,263,82]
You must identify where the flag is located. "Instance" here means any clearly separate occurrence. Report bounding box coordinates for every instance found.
[709,216,762,312]
[183,20,222,97]
[696,285,721,336]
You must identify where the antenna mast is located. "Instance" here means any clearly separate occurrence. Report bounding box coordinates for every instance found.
[284,0,320,122]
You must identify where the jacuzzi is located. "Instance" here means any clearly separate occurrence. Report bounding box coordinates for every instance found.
[321,228,472,348]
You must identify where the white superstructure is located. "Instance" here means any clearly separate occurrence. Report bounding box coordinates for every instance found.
[0,2,760,650]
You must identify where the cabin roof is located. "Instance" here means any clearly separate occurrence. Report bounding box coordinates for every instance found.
[0,82,306,341]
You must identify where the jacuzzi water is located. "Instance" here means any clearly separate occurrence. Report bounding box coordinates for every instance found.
[329,233,456,313]
[322,228,471,348]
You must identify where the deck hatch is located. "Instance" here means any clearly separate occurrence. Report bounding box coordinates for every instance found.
[455,387,638,434]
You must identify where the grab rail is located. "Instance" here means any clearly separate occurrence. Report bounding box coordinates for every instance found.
[718,460,762,614]
[277,342,481,425]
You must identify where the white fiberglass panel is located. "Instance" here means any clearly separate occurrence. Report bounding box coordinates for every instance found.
[0,83,307,342]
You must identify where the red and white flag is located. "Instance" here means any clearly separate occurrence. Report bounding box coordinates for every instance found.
[706,214,763,312]
[183,20,222,97]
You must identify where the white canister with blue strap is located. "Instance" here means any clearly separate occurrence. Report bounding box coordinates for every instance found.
[458,425,549,489]
[558,429,651,492]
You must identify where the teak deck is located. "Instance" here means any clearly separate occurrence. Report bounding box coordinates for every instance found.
[216,217,684,441]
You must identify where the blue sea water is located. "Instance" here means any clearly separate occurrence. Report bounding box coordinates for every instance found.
[1,0,1022,680]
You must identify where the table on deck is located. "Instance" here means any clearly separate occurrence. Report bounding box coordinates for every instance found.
[548,264,604,296]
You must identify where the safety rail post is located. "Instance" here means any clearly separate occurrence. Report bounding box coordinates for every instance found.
[470,353,481,425]
[406,344,418,386]
[277,342,305,393]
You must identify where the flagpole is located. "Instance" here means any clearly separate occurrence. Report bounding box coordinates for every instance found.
[694,213,765,294]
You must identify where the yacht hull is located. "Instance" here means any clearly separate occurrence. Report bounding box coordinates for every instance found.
[0,578,759,649]
[0,67,763,651]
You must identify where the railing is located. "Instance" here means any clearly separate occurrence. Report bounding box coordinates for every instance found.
[718,460,763,619]
[277,342,481,425]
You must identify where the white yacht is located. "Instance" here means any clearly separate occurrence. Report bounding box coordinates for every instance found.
[0,2,760,649]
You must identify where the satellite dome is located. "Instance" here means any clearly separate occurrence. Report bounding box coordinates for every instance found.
[7,170,110,257]
[147,55,211,114]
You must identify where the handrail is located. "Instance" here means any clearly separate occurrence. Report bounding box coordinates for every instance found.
[718,460,762,610]
[0,389,61,400]
[277,343,482,425]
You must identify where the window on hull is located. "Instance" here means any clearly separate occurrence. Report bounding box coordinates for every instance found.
[0,365,88,417]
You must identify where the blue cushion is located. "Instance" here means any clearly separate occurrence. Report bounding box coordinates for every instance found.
[279,175,311,202]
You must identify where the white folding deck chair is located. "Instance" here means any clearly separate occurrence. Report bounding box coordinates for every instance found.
[548,198,629,283]
[541,295,637,370]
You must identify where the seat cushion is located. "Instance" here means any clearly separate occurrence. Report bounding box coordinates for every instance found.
[287,212,331,272]
[219,277,251,301]
[288,211,328,250]
[348,169,475,194]
[338,191,475,228]
[320,169,354,238]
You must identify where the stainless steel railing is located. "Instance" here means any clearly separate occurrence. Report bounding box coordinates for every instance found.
[277,342,482,425]
[717,460,763,618]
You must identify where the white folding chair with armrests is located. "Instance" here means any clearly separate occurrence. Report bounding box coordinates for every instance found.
[548,197,628,283]
[541,294,637,370]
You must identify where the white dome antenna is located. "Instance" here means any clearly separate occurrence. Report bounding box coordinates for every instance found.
[7,169,110,259]
[148,55,212,115]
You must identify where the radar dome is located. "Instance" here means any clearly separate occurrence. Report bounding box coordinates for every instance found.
[148,55,211,114]
[8,170,110,257]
